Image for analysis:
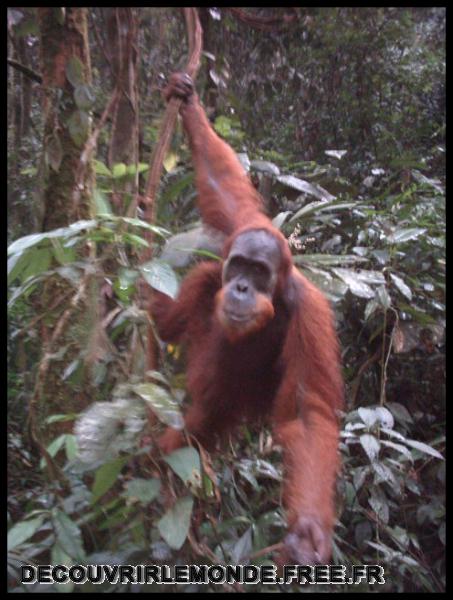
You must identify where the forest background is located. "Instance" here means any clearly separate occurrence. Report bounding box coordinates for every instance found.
[7,7,445,593]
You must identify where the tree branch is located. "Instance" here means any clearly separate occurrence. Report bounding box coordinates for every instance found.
[7,57,42,84]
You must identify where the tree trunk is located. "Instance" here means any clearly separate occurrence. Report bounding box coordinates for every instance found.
[36,7,96,439]
[38,7,93,230]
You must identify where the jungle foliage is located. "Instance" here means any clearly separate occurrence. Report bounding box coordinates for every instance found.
[8,7,444,593]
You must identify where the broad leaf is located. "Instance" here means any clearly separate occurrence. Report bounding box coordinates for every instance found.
[140,259,179,299]
[133,383,184,429]
[157,496,193,550]
[360,433,380,462]
[8,516,45,551]
[124,478,161,504]
[164,447,202,489]
[91,456,129,503]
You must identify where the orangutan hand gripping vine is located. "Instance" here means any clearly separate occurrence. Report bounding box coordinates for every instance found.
[151,73,343,565]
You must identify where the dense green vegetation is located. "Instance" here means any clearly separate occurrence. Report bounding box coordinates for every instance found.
[8,8,444,593]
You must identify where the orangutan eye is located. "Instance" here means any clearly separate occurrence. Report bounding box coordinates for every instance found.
[252,263,267,276]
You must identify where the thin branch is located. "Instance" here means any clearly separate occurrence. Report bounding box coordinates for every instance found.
[141,8,202,256]
[350,349,380,407]
[28,274,91,490]
[72,85,121,213]
[7,57,42,83]
[226,7,299,31]
[139,7,203,376]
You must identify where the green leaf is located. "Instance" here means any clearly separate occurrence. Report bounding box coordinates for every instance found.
[123,478,161,504]
[163,151,179,173]
[332,268,373,299]
[118,267,139,287]
[140,259,179,299]
[251,159,280,175]
[47,133,63,172]
[381,440,413,461]
[126,163,149,176]
[91,456,129,503]
[52,509,86,561]
[157,496,193,550]
[51,238,76,266]
[381,428,406,442]
[114,268,138,302]
[294,254,368,267]
[372,249,390,265]
[351,269,386,285]
[8,276,41,308]
[386,402,413,424]
[214,115,233,137]
[368,490,389,524]
[8,250,30,284]
[68,110,90,147]
[20,247,52,281]
[39,434,67,468]
[20,167,38,177]
[405,439,443,460]
[93,160,112,177]
[439,522,446,545]
[51,544,75,592]
[164,447,201,489]
[190,248,222,260]
[93,189,113,216]
[15,16,39,37]
[396,303,437,326]
[390,273,412,301]
[358,407,378,428]
[74,84,95,110]
[238,458,281,482]
[279,175,335,202]
[66,56,84,87]
[375,407,394,429]
[290,200,332,221]
[8,232,50,255]
[371,461,397,486]
[112,163,127,178]
[46,413,78,424]
[132,383,184,429]
[119,217,169,237]
[272,211,291,229]
[389,157,426,169]
[353,466,370,491]
[54,7,66,25]
[375,285,391,310]
[325,149,347,160]
[98,504,133,531]
[332,268,385,299]
[231,527,253,563]
[122,232,149,248]
[355,520,373,549]
[364,299,379,320]
[387,228,426,244]
[62,219,97,234]
[65,434,78,461]
[8,516,45,551]
[411,170,444,193]
[86,229,115,244]
[360,433,380,462]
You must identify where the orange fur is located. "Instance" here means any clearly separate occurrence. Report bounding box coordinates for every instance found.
[150,73,344,564]
[214,288,275,342]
